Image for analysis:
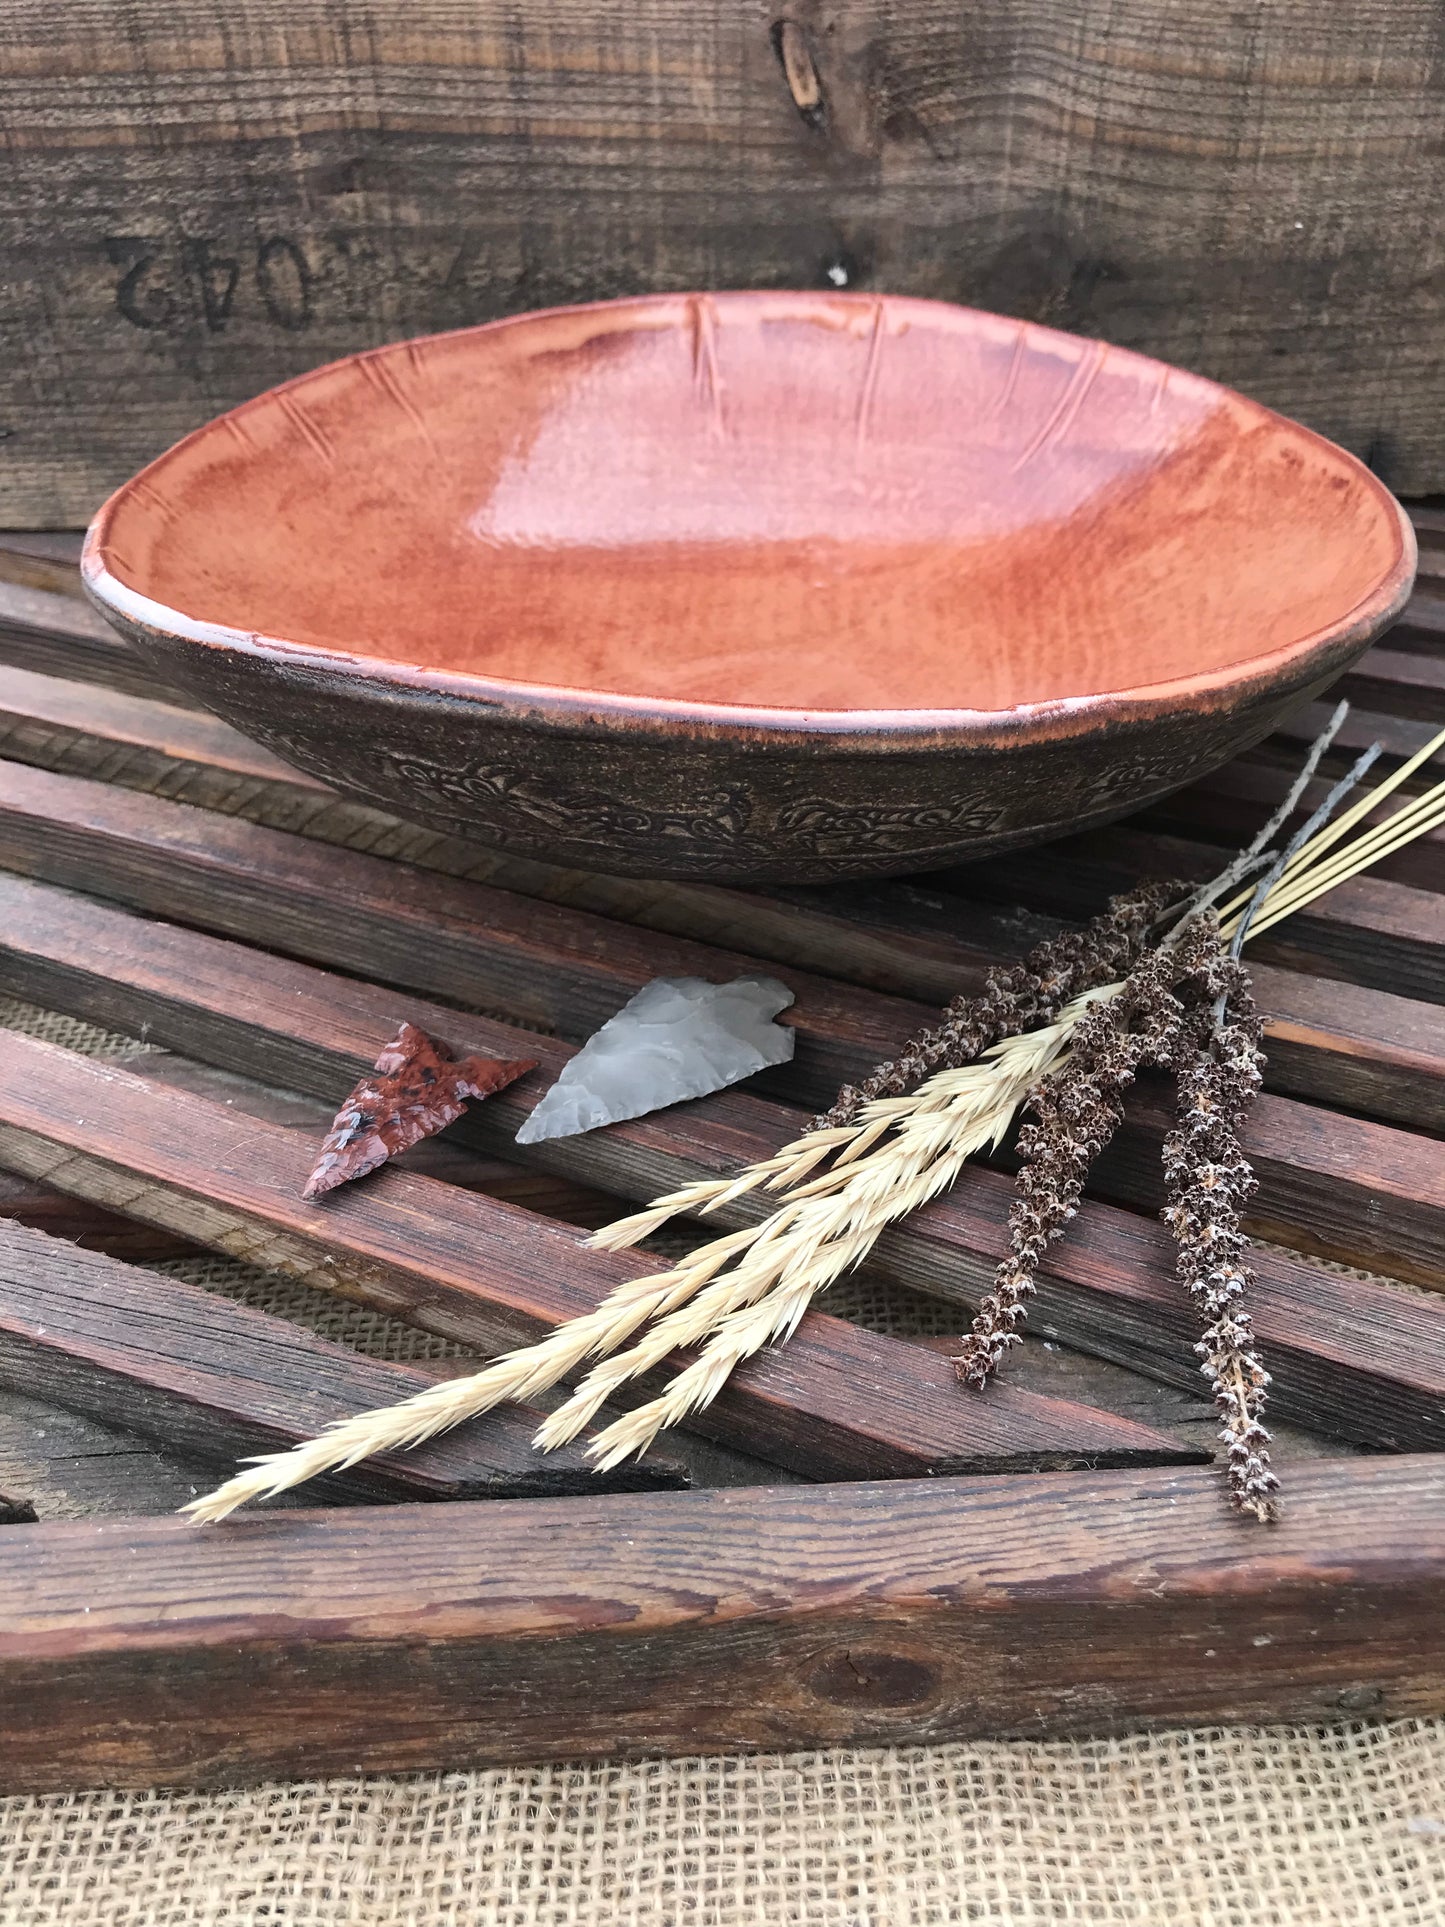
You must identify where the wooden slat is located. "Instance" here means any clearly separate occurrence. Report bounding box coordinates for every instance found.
[0,1384,216,1520]
[0,1168,200,1261]
[3,581,1437,953]
[0,682,1438,1136]
[0,661,1027,1006]
[0,1029,1195,1482]
[1340,645,1445,721]
[4,1456,1445,1791]
[0,1217,687,1503]
[0,757,929,1104]
[1271,697,1441,765]
[949,821,1445,1005]
[0,875,1438,1453]
[10,0,1445,520]
[0,581,199,705]
[0,597,1435,1003]
[1388,591,1445,649]
[0,767,1437,1283]
[0,661,325,801]
[1083,1082,1445,1288]
[1141,759,1444,891]
[0,534,87,599]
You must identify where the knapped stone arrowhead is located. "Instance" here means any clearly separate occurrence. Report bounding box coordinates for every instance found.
[515,974,796,1143]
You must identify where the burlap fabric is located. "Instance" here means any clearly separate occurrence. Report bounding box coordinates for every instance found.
[2,1724,1444,1925]
[3,998,1443,1923]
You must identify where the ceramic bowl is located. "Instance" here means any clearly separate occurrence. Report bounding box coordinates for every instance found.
[83,293,1415,883]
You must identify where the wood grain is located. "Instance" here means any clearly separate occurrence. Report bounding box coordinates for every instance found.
[0,535,87,599]
[4,1,1445,522]
[1142,757,1444,894]
[947,822,1445,1006]
[0,876,1437,1454]
[1341,646,1445,723]
[3,1456,1444,1790]
[0,1168,200,1261]
[0,582,196,704]
[0,1217,689,1502]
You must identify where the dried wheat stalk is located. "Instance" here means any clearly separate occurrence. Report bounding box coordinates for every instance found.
[186,991,1099,1521]
[538,990,1110,1463]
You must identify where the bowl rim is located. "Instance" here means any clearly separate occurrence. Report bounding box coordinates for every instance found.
[82,290,1419,746]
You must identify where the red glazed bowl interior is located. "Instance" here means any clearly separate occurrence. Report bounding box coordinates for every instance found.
[84,292,1412,727]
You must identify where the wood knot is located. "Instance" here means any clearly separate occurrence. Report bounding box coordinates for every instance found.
[805,1648,940,1707]
[1336,1683,1385,1712]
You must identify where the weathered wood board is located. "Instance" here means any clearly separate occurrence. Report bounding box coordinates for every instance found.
[5,1459,1444,1793]
[4,1,1445,522]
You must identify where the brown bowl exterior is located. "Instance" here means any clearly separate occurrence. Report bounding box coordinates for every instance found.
[82,293,1417,882]
[89,596,1399,883]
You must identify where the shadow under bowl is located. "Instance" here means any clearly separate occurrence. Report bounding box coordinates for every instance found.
[83,292,1415,883]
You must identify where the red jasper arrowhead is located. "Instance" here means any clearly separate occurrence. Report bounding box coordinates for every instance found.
[304,1022,537,1199]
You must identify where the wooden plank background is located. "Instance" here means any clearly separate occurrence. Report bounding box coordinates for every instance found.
[3,1,1445,523]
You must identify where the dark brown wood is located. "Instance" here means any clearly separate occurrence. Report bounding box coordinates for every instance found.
[1082,1082,1445,1289]
[1341,646,1445,722]
[1142,758,1444,893]
[0,1383,239,1520]
[0,756,930,1103]
[7,556,1439,919]
[5,1,1445,525]
[0,581,198,704]
[0,661,323,806]
[0,520,1437,1789]
[949,820,1445,1005]
[3,1456,1444,1791]
[0,874,1437,1454]
[3,577,1439,896]
[0,1217,688,1503]
[1271,697,1442,765]
[0,1488,38,1525]
[1388,591,1445,649]
[0,1168,201,1261]
[0,1028,1198,1482]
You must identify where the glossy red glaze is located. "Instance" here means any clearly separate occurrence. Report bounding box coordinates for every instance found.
[84,294,1415,880]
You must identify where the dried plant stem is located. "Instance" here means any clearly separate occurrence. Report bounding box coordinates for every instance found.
[1238,773,1445,938]
[185,1001,1094,1519]
[181,1222,793,1523]
[954,926,1204,1386]
[1161,932,1278,1521]
[1214,742,1383,1021]
[1217,720,1445,929]
[1182,697,1349,917]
